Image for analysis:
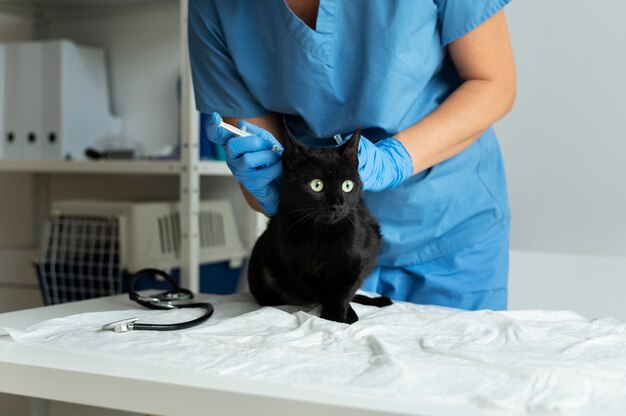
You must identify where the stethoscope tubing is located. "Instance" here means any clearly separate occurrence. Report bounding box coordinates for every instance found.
[113,268,215,332]
[131,302,214,331]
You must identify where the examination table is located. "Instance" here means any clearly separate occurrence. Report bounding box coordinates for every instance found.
[1,291,625,416]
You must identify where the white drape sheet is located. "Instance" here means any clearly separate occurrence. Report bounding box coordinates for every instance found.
[3,293,626,415]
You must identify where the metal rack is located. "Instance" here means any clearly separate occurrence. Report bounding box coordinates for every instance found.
[0,0,250,293]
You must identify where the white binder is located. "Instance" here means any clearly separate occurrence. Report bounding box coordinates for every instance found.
[20,42,44,160]
[0,40,122,161]
[41,41,62,160]
[58,40,122,160]
[3,44,23,160]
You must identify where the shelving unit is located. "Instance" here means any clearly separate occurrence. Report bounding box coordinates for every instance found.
[0,0,178,16]
[0,0,253,293]
[0,160,231,176]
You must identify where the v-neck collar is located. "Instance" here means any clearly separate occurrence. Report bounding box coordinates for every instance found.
[277,0,337,66]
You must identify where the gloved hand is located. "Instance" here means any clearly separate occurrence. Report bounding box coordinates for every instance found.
[355,135,414,192]
[205,112,284,216]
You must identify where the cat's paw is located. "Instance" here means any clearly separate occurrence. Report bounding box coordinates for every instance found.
[371,296,393,307]
[345,306,359,324]
[320,307,335,322]
[351,294,393,307]
[320,306,359,324]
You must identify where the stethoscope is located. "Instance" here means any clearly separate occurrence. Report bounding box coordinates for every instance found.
[101,268,214,333]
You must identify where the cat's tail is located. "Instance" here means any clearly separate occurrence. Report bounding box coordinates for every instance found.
[351,294,393,308]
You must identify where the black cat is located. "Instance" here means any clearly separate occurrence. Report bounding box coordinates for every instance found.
[247,126,391,324]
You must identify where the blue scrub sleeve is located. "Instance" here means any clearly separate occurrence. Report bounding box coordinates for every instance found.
[188,0,267,118]
[434,0,512,46]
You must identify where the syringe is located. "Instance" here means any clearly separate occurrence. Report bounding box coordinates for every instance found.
[219,120,251,137]
[219,121,283,154]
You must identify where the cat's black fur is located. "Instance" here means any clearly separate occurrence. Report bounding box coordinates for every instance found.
[247,125,391,324]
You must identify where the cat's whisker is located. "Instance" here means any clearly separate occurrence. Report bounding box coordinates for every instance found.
[346,214,356,228]
[297,212,321,233]
[282,207,319,229]
[284,207,319,219]
[286,210,320,234]
[285,207,317,214]
[285,211,316,220]
[308,215,321,234]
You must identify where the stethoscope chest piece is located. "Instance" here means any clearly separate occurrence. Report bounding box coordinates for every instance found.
[101,317,139,333]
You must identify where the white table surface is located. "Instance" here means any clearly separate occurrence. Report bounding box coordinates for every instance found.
[0,295,523,416]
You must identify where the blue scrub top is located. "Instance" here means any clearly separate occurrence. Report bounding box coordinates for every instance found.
[189,0,511,266]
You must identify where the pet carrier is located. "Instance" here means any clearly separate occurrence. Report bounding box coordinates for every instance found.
[36,199,246,305]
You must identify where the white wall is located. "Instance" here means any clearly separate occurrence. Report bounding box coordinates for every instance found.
[497,0,626,318]
[496,0,626,257]
[509,250,626,320]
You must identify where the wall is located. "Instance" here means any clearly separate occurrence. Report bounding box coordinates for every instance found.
[509,250,626,320]
[496,0,626,317]
[496,0,626,257]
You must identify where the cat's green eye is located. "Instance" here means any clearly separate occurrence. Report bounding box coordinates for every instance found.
[342,180,354,193]
[310,179,324,192]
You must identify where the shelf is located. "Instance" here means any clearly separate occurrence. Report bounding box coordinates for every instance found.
[0,160,232,176]
[0,160,180,175]
[0,0,177,17]
[198,160,232,176]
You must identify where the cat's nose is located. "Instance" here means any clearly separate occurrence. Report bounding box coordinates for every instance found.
[329,205,346,219]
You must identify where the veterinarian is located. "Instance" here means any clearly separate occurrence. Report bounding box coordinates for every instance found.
[189,0,516,310]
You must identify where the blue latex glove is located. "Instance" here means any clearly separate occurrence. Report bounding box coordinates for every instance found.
[356,135,414,192]
[205,113,283,216]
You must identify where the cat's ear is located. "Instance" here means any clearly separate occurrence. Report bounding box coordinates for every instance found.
[282,118,307,166]
[340,127,360,160]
